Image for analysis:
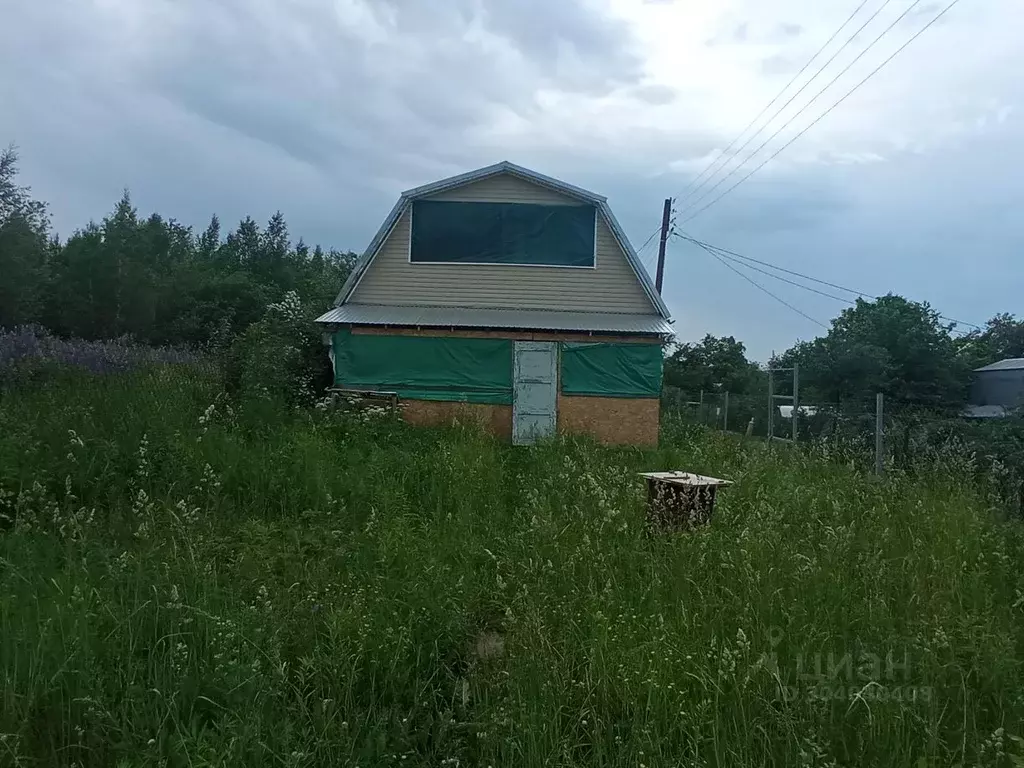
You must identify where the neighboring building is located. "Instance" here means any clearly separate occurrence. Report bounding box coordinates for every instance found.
[315,161,674,445]
[969,358,1024,413]
[778,405,818,420]
[962,405,1009,420]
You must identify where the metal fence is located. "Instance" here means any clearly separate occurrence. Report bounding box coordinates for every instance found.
[661,387,795,440]
[662,385,1024,514]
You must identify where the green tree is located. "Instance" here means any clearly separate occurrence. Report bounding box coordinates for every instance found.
[223,217,261,269]
[0,145,50,327]
[258,211,290,285]
[664,334,762,395]
[957,313,1024,370]
[43,224,105,338]
[780,295,967,406]
[198,215,221,260]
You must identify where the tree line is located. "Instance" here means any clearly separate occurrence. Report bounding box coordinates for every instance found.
[0,145,355,348]
[665,293,1023,409]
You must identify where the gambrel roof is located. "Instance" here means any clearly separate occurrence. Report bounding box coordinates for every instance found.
[330,161,671,319]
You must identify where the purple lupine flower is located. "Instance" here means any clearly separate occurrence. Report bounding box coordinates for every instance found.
[0,325,201,374]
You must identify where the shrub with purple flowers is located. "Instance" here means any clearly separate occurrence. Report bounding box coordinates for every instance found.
[0,324,200,380]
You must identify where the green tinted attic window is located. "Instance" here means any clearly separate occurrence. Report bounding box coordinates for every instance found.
[410,200,596,267]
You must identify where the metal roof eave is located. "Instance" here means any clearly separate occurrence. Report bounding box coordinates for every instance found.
[332,161,671,319]
[974,358,1024,373]
[314,304,675,336]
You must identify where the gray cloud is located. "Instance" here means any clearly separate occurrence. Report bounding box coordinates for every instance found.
[1,0,646,237]
[478,0,643,86]
[760,54,798,75]
[631,84,678,105]
[2,0,1022,360]
[708,17,802,46]
[134,0,645,186]
[681,173,849,235]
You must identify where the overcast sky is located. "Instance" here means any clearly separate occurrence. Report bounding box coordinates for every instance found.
[2,0,1021,359]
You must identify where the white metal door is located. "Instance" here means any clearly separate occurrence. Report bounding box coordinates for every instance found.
[512,341,557,445]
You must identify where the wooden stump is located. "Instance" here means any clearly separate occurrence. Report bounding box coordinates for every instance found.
[639,472,732,532]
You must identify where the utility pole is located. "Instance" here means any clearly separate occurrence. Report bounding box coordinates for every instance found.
[655,198,672,295]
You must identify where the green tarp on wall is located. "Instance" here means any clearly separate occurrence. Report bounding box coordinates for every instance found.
[332,329,513,404]
[410,200,596,267]
[560,342,663,398]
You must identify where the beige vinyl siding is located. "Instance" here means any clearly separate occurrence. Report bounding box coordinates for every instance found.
[349,174,657,314]
[425,173,581,205]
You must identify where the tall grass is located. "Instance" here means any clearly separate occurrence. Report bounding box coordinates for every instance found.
[1,368,1023,767]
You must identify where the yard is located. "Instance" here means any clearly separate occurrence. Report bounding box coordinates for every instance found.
[1,366,1022,767]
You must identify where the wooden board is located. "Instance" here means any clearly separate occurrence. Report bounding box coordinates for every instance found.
[638,471,732,487]
[401,400,513,440]
[557,394,660,446]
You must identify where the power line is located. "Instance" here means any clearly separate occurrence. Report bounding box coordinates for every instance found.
[694,237,975,337]
[638,230,661,274]
[635,205,676,274]
[636,222,667,257]
[690,238,827,328]
[676,0,880,208]
[677,232,983,332]
[678,234,873,298]
[697,241,858,304]
[684,0,962,225]
[679,0,928,219]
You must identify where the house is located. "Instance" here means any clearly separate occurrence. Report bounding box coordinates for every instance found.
[314,161,674,446]
[968,358,1024,415]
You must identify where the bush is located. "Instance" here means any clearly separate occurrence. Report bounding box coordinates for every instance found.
[225,291,330,405]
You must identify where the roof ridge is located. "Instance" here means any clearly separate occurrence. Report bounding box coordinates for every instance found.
[399,161,606,203]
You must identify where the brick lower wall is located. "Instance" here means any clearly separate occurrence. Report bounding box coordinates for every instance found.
[401,400,513,441]
[557,394,660,446]
[400,397,658,446]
